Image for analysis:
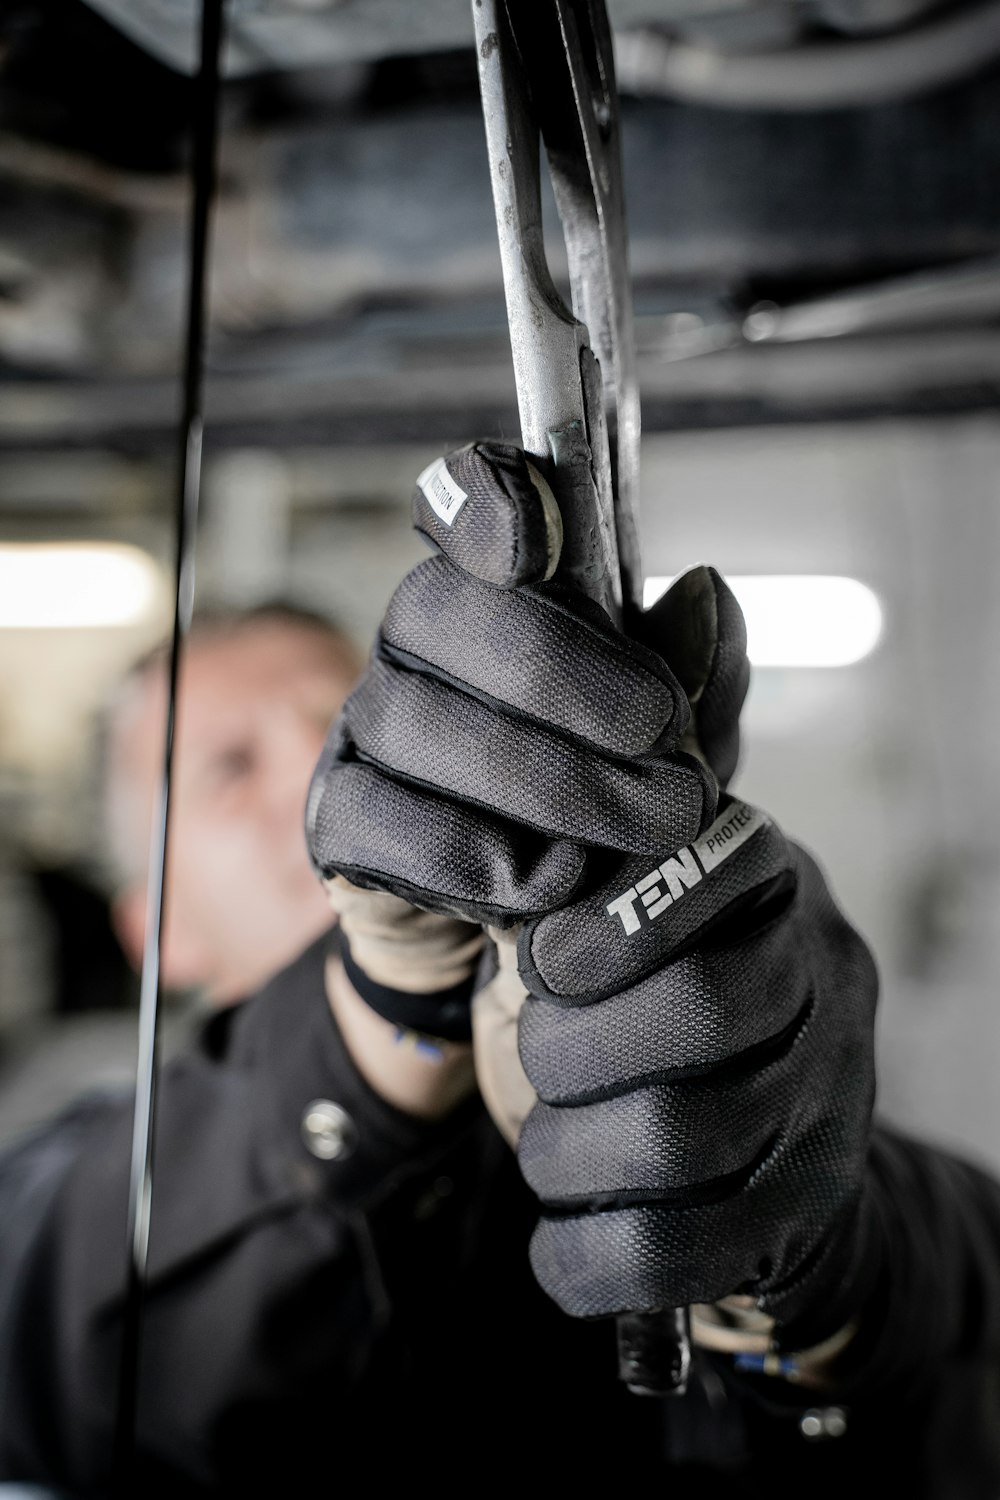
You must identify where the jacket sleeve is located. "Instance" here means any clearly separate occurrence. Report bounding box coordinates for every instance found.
[0,929,493,1493]
[839,1124,1000,1398]
[703,1126,1000,1493]
[4,924,1000,1492]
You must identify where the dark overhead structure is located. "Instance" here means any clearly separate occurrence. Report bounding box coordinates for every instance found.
[1,0,1000,452]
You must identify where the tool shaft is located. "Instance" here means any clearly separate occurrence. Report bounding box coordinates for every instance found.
[473,0,691,1397]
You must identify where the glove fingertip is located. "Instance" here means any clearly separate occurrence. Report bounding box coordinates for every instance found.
[412,441,562,589]
[643,564,750,789]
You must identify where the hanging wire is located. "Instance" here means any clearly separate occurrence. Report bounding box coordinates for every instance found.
[111,0,227,1487]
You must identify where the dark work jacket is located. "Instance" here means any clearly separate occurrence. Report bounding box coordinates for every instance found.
[0,930,999,1496]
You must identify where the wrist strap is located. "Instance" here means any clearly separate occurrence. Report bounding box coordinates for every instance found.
[341,935,474,1043]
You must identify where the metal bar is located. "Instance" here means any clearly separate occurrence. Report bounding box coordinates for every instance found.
[474,0,621,613]
[472,0,690,1396]
[550,0,642,607]
[111,1,226,1487]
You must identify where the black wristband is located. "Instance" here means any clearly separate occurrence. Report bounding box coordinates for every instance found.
[340,933,475,1043]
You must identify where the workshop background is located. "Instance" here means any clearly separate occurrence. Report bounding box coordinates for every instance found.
[1,0,998,1169]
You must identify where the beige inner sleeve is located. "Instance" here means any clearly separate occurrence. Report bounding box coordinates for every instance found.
[471,926,536,1149]
[324,874,484,993]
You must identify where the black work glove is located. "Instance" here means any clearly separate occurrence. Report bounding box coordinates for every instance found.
[307,440,878,1347]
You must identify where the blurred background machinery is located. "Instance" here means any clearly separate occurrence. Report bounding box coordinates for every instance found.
[0,0,998,1163]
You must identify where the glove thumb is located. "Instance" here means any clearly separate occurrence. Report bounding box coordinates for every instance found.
[639,565,749,789]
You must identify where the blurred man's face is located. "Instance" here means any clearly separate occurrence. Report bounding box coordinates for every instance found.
[111,619,359,1005]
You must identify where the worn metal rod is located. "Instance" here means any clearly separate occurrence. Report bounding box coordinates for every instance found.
[111,1,226,1487]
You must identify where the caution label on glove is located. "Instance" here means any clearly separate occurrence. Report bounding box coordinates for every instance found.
[606,801,769,936]
[417,456,468,527]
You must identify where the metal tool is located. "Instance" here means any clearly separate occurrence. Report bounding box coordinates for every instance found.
[472,0,691,1396]
[112,2,227,1487]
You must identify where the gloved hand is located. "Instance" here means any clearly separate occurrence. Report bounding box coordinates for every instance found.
[307,440,878,1349]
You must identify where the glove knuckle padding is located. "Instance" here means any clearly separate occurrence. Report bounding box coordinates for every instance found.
[307,754,585,923]
[307,549,718,923]
[381,557,688,758]
[520,1060,795,1201]
[522,840,878,1324]
[346,655,710,856]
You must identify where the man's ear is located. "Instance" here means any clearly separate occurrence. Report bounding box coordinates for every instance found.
[112,884,212,991]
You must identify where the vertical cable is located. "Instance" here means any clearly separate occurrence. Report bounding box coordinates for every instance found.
[111,1,226,1487]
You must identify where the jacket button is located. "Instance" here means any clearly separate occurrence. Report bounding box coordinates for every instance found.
[301,1099,357,1161]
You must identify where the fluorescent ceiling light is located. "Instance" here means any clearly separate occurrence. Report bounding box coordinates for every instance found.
[0,543,161,628]
[643,574,883,667]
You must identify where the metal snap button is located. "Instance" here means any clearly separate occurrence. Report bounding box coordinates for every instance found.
[800,1406,848,1441]
[301,1099,357,1161]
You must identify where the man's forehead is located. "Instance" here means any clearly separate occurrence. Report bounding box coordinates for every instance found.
[193,616,351,677]
[116,620,353,752]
